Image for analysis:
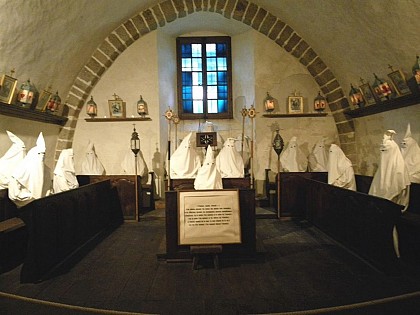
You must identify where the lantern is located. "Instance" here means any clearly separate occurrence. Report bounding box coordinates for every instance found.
[263,92,275,112]
[130,125,140,156]
[17,79,37,108]
[137,95,148,117]
[46,91,61,113]
[372,73,392,101]
[349,84,365,108]
[86,96,98,118]
[313,91,327,112]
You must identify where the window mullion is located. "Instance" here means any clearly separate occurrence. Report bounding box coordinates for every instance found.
[202,41,207,117]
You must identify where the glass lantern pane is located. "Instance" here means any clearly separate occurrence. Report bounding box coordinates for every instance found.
[191,44,202,57]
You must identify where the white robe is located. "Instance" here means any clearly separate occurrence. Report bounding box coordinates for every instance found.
[327,144,356,191]
[170,132,201,179]
[308,138,328,172]
[0,131,26,189]
[8,132,52,207]
[80,141,105,175]
[121,148,149,184]
[401,123,420,184]
[235,135,251,170]
[194,146,223,190]
[53,148,79,193]
[216,138,244,178]
[280,136,308,172]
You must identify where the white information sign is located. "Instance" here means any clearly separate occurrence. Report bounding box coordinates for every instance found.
[178,190,241,245]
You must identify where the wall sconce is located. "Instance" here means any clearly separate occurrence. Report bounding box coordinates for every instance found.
[313,91,327,112]
[46,91,61,113]
[349,84,365,108]
[137,95,148,117]
[264,92,275,112]
[86,96,98,118]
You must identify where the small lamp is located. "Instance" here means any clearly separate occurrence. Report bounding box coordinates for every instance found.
[46,91,61,113]
[372,73,392,101]
[264,92,275,112]
[349,84,365,108]
[313,91,327,112]
[86,96,98,118]
[17,79,36,108]
[137,95,148,117]
[130,125,140,156]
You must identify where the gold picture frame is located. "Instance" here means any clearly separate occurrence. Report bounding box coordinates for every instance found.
[287,96,303,114]
[388,69,411,96]
[0,74,18,104]
[108,99,126,118]
[35,89,52,111]
[359,83,377,106]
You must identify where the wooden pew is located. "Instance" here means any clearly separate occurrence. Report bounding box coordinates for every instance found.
[18,180,123,283]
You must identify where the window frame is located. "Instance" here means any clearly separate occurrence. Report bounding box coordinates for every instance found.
[176,36,233,120]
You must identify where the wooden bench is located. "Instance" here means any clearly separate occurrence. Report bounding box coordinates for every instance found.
[0,217,27,273]
[190,245,223,270]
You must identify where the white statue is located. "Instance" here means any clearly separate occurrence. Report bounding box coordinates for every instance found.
[216,138,244,178]
[280,136,308,172]
[401,123,420,183]
[194,145,223,190]
[121,148,149,184]
[80,141,105,175]
[0,131,26,189]
[170,132,201,179]
[308,138,328,172]
[327,144,356,191]
[53,148,79,193]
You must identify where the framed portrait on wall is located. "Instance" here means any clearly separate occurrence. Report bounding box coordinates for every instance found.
[387,69,411,96]
[359,83,377,106]
[287,96,303,114]
[108,98,126,118]
[35,89,52,111]
[0,74,18,104]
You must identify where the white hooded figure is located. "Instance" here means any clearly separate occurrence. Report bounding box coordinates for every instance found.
[235,135,251,171]
[308,138,328,172]
[216,138,244,178]
[8,132,52,207]
[401,123,420,183]
[170,132,201,179]
[0,131,26,189]
[121,148,149,184]
[80,141,105,175]
[280,137,308,172]
[53,148,79,193]
[194,145,223,190]
[327,144,356,191]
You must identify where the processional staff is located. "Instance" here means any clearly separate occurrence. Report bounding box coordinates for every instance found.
[164,107,174,191]
[272,129,284,217]
[247,104,258,189]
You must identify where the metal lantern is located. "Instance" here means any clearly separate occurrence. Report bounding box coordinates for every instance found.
[272,129,284,156]
[130,125,140,156]
[313,91,327,112]
[137,95,148,117]
[264,92,275,112]
[46,91,61,113]
[372,73,392,101]
[349,84,365,108]
[86,96,98,118]
[17,79,36,108]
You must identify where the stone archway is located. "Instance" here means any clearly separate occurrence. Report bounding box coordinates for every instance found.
[57,0,355,162]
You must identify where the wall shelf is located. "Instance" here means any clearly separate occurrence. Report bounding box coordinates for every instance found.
[0,102,68,126]
[344,93,420,118]
[85,117,152,122]
[262,112,328,118]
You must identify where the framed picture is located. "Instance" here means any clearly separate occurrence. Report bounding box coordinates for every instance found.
[388,69,411,96]
[108,99,126,118]
[196,132,217,147]
[35,89,52,111]
[288,96,303,114]
[359,83,377,106]
[0,74,18,104]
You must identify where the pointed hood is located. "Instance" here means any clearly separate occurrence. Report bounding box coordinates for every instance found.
[216,138,244,178]
[401,123,420,183]
[170,132,201,178]
[280,136,308,172]
[53,148,79,193]
[0,131,26,189]
[327,144,356,190]
[80,140,105,175]
[194,145,223,190]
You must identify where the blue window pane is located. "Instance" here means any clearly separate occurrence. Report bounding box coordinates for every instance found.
[182,86,192,100]
[193,100,203,113]
[207,72,217,85]
[206,44,216,57]
[207,86,217,99]
[218,85,228,99]
[207,58,216,71]
[192,86,203,100]
[192,72,202,86]
[183,100,193,113]
[192,44,202,57]
[217,58,227,71]
[181,44,192,58]
[182,72,192,86]
[217,72,227,84]
[216,43,227,56]
[217,100,227,113]
[192,58,202,71]
[182,58,192,71]
[208,100,218,113]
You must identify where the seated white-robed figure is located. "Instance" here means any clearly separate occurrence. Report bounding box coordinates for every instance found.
[0,131,26,189]
[216,138,244,178]
[280,136,308,172]
[170,132,201,179]
[401,123,420,183]
[8,132,52,207]
[327,144,356,191]
[80,141,105,175]
[308,138,328,172]
[53,148,79,193]
[235,135,251,171]
[121,147,149,185]
[194,145,223,190]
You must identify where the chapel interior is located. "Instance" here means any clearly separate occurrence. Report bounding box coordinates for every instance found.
[1,1,420,314]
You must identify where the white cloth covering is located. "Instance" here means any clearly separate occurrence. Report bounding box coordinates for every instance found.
[170,132,201,179]
[401,123,420,183]
[0,131,26,189]
[280,137,308,172]
[369,137,411,209]
[53,148,79,193]
[194,145,223,190]
[308,138,328,172]
[216,138,244,178]
[235,135,251,170]
[80,141,105,175]
[121,148,149,184]
[8,132,52,207]
[327,144,356,191]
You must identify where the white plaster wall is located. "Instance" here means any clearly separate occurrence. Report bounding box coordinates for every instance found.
[73,32,159,177]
